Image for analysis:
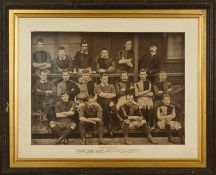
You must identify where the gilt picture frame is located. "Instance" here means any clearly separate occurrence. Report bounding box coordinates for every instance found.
[1,1,215,175]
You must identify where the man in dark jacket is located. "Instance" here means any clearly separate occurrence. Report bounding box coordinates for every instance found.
[57,71,80,101]
[139,44,161,82]
[73,40,96,73]
[51,46,73,73]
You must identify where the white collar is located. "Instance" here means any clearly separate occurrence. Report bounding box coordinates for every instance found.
[59,56,66,60]
[81,51,88,54]
[150,52,156,56]
[125,48,132,51]
[101,83,109,87]
[79,78,88,84]
[40,80,48,84]
[139,79,147,82]
[159,80,166,83]
[101,56,109,59]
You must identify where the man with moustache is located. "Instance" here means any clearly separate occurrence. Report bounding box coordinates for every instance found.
[139,43,161,82]
[73,40,96,73]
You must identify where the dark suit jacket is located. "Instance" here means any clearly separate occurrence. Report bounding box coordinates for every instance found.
[51,55,73,73]
[139,54,160,75]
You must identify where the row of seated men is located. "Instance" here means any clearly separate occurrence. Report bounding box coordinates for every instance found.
[32,69,184,145]
[32,39,160,76]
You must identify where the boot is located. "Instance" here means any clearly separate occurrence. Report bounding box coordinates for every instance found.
[142,123,157,144]
[166,124,177,144]
[124,137,131,145]
[177,128,185,144]
[79,121,86,144]
[147,135,157,144]
[64,138,69,145]
[81,138,86,145]
[55,136,64,145]
[123,123,131,144]
[55,128,73,145]
[98,139,108,145]
[168,136,177,144]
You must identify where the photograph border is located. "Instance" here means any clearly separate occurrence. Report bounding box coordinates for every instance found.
[8,9,206,168]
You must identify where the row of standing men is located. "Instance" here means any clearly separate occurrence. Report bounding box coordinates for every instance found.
[32,39,160,77]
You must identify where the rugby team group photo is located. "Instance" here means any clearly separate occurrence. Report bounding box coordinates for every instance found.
[31,32,185,145]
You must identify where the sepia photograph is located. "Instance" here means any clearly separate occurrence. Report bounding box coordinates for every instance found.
[31,32,185,145]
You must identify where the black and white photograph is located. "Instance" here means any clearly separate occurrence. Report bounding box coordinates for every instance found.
[31,32,185,145]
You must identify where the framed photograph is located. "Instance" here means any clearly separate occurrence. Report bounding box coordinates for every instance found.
[1,1,215,175]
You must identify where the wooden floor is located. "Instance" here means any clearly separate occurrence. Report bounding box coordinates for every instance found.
[32,137,182,145]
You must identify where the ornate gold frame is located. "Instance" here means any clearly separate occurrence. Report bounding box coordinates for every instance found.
[9,9,206,168]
